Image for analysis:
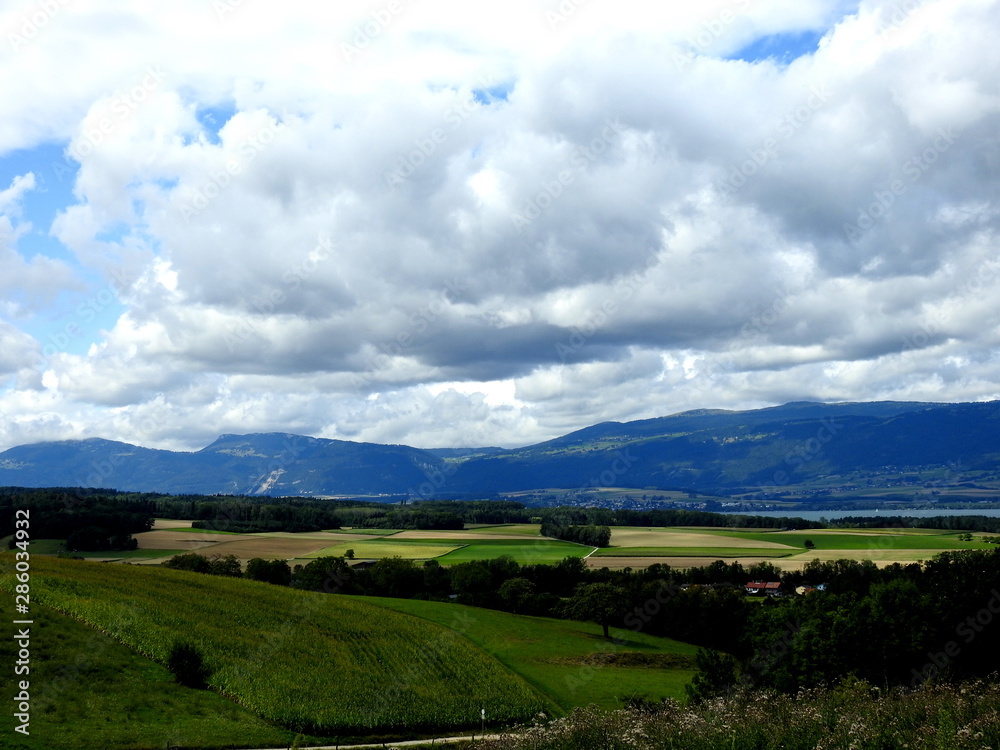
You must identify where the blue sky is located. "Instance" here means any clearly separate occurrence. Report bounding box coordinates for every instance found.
[731,30,827,64]
[0,143,125,357]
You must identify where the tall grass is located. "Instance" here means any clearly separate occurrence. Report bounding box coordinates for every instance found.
[481,679,1000,750]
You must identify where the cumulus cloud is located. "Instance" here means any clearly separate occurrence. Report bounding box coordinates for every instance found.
[0,0,999,452]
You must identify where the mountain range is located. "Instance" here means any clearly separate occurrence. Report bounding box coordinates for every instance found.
[1,400,998,498]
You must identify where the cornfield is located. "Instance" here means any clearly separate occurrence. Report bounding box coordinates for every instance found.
[0,554,545,733]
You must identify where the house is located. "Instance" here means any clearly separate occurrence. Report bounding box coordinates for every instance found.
[746,581,785,596]
[763,581,785,597]
[347,559,376,571]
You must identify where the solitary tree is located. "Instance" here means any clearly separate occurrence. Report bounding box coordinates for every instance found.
[498,577,536,615]
[564,582,626,638]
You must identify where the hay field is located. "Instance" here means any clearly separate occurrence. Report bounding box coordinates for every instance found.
[393,529,538,540]
[188,536,361,559]
[609,527,795,549]
[151,518,194,530]
[134,529,254,550]
[302,540,464,559]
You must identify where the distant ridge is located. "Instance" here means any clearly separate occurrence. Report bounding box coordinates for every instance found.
[0,400,997,498]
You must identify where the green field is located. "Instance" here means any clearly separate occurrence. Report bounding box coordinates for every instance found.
[705,529,992,550]
[332,528,404,535]
[0,554,544,734]
[0,604,316,750]
[590,546,793,559]
[355,597,698,712]
[436,539,592,565]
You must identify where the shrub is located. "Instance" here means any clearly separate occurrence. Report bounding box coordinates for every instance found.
[167,641,210,689]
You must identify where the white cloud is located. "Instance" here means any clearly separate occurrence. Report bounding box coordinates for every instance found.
[0,0,999,453]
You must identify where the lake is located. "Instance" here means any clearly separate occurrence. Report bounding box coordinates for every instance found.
[722,508,1000,522]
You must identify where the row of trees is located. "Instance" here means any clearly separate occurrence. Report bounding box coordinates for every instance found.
[832,514,1000,533]
[1,490,154,551]
[539,522,612,547]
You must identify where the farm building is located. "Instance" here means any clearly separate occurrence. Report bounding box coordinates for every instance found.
[745,581,786,597]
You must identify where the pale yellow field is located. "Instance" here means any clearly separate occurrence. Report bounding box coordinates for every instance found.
[134,529,253,550]
[189,536,347,559]
[772,549,940,568]
[591,548,948,572]
[263,531,375,542]
[151,519,194,530]
[392,529,534,541]
[608,528,794,549]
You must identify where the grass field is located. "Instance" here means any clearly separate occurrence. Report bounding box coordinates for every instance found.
[591,546,794,559]
[354,597,698,712]
[0,603,319,750]
[0,554,545,733]
[436,539,592,565]
[704,529,992,550]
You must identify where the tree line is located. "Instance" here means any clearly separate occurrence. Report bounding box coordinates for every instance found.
[2,486,827,539]
[0,489,154,551]
[539,521,612,547]
[831,514,1000,533]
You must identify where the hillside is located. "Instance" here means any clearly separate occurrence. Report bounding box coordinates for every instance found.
[444,400,1000,494]
[0,555,544,733]
[1,400,999,497]
[0,603,314,750]
[353,596,698,711]
[0,555,701,746]
[0,433,442,496]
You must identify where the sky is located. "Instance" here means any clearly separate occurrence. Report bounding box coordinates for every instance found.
[1,0,999,453]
